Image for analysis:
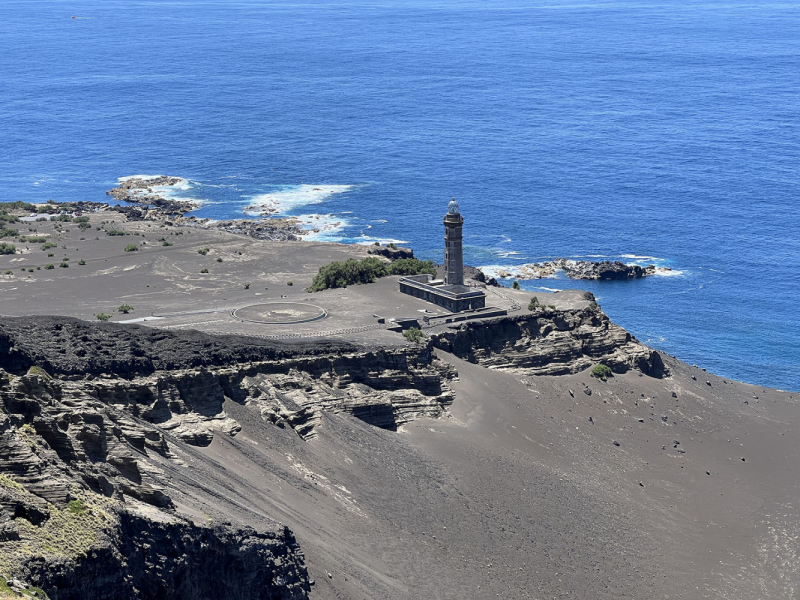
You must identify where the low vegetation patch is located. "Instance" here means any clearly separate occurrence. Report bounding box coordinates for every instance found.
[0,228,19,239]
[200,268,209,273]
[123,244,138,252]
[307,257,388,292]
[197,247,210,255]
[592,363,613,382]
[0,201,36,212]
[0,243,16,255]
[105,230,127,236]
[118,304,133,314]
[387,258,437,276]
[18,236,47,243]
[528,296,540,310]
[403,327,425,343]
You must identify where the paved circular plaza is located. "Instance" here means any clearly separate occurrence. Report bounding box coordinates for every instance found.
[232,302,327,325]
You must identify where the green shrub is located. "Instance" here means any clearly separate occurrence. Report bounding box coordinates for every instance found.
[244,283,250,289]
[27,365,51,379]
[592,364,613,382]
[198,247,209,255]
[0,242,16,255]
[512,280,521,290]
[387,242,398,250]
[78,221,92,230]
[0,227,18,238]
[216,257,223,262]
[200,268,209,273]
[19,236,47,243]
[287,281,293,286]
[403,327,425,343]
[67,499,86,515]
[388,258,437,276]
[44,263,55,269]
[162,240,173,246]
[588,300,598,309]
[106,230,127,236]
[0,201,36,212]
[59,261,69,268]
[123,244,138,252]
[41,241,57,250]
[307,257,389,292]
[47,253,54,257]
[3,270,12,275]
[95,313,111,321]
[78,259,86,265]
[528,296,540,311]
[73,216,90,223]
[118,304,134,314]
[54,213,73,222]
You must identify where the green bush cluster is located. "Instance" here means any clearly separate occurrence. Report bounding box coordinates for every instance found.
[592,363,613,381]
[95,313,111,321]
[19,236,47,243]
[307,256,437,292]
[0,242,16,255]
[123,244,138,252]
[387,258,437,276]
[197,247,210,255]
[307,256,389,292]
[0,227,19,238]
[402,327,425,343]
[106,230,127,236]
[0,201,36,212]
[528,296,540,310]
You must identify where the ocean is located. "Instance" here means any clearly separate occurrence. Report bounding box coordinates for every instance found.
[1,0,798,391]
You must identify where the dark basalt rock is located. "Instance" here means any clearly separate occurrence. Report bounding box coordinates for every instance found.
[367,244,414,261]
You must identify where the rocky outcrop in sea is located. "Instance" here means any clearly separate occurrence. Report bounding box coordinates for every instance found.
[499,258,669,280]
[106,176,198,215]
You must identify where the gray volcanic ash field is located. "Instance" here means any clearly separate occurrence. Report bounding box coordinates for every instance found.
[1,207,799,599]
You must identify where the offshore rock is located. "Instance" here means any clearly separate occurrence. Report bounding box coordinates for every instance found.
[516,259,661,280]
[106,176,198,215]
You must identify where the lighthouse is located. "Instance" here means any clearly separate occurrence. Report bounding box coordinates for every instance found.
[443,197,464,286]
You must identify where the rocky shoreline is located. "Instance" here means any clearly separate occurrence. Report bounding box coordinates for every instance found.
[499,258,670,280]
[106,176,199,215]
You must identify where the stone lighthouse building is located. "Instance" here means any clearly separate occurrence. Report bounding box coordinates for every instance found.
[397,198,487,313]
[443,197,464,286]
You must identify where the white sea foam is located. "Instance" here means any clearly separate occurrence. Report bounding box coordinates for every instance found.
[653,268,685,277]
[620,254,662,261]
[534,286,561,292]
[355,236,410,246]
[478,265,521,279]
[244,184,352,216]
[294,213,351,241]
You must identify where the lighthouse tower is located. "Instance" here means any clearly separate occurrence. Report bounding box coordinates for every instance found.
[443,198,464,286]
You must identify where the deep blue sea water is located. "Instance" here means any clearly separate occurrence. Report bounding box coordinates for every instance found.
[1,0,798,390]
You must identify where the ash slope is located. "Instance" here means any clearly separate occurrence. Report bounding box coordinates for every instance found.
[1,314,799,599]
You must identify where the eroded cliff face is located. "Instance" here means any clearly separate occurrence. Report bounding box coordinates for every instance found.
[0,309,664,599]
[429,306,667,378]
[0,323,456,599]
[0,371,310,600]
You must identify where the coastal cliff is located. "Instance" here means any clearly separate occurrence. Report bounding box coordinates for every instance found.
[429,305,667,378]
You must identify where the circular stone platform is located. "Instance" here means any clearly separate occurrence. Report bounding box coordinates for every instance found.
[232,302,327,325]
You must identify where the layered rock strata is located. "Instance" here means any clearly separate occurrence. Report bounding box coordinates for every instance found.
[429,305,667,378]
